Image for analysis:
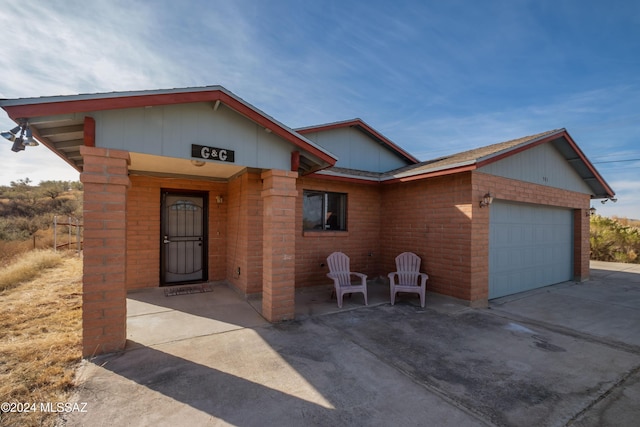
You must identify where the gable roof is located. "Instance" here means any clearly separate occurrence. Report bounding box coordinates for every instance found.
[296,118,419,164]
[1,87,614,198]
[0,86,337,174]
[316,129,615,199]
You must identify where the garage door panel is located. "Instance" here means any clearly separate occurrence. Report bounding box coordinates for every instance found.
[489,201,573,299]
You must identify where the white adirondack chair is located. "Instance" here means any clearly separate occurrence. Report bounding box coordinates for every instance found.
[388,252,428,308]
[326,252,368,308]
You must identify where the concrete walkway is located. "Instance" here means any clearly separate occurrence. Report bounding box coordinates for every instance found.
[59,262,640,426]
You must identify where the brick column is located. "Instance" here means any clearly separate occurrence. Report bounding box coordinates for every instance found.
[80,146,130,357]
[261,169,298,322]
[574,208,590,282]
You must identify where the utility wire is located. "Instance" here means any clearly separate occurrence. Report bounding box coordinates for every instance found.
[592,158,640,164]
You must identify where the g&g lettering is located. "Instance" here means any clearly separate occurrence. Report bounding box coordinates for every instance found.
[192,144,235,163]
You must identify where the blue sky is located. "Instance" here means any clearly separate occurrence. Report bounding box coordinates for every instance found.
[1,0,638,218]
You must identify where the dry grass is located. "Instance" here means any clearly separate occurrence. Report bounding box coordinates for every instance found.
[0,229,79,269]
[0,250,65,292]
[0,240,33,267]
[0,251,82,427]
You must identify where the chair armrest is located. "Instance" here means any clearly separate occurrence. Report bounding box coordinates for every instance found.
[418,272,428,287]
[389,271,428,287]
[350,272,367,285]
[388,272,398,286]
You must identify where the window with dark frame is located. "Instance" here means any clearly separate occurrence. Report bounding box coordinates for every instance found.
[303,190,347,231]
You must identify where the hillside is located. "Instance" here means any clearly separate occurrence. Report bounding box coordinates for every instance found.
[0,179,83,264]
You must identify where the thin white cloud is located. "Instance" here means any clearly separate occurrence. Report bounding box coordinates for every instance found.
[596,176,640,219]
[0,0,183,97]
[0,1,638,218]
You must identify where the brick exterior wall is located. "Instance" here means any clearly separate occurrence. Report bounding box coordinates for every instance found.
[79,153,593,357]
[126,175,227,289]
[80,147,130,357]
[380,173,474,302]
[296,177,383,287]
[297,170,591,306]
[377,171,591,306]
[226,171,263,294]
[98,161,590,332]
[122,168,591,310]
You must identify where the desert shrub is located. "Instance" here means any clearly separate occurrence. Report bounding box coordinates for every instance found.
[590,215,640,263]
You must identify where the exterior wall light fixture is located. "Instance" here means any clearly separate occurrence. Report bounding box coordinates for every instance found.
[600,198,618,204]
[479,192,494,208]
[588,207,597,217]
[216,195,223,204]
[1,125,21,142]
[24,126,39,146]
[191,159,206,167]
[2,122,38,152]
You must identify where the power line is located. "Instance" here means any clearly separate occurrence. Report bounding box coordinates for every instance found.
[592,158,640,164]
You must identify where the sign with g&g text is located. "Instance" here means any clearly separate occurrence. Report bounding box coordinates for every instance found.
[191,144,235,163]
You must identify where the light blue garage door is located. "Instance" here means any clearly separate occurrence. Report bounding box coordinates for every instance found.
[489,201,573,299]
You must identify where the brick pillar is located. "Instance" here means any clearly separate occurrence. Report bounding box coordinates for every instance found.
[261,169,298,322]
[80,146,130,357]
[574,208,590,282]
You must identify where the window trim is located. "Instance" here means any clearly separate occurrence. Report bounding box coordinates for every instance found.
[302,190,348,232]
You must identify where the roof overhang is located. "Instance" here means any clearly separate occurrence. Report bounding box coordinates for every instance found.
[0,86,337,177]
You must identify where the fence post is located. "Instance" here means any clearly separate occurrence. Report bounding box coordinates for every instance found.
[54,216,57,252]
[76,218,81,255]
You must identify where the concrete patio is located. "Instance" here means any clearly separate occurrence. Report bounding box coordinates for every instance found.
[60,261,640,426]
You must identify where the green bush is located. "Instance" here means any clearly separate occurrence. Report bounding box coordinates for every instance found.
[590,215,640,263]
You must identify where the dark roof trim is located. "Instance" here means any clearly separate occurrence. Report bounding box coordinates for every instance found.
[296,118,419,164]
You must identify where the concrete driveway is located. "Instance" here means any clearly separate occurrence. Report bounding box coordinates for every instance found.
[60,262,640,426]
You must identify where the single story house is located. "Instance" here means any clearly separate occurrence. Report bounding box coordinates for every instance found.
[0,86,614,357]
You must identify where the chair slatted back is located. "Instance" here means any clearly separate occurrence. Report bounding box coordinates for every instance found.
[327,252,351,286]
[396,252,421,285]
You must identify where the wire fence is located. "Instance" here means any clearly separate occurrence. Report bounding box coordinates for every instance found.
[53,216,83,254]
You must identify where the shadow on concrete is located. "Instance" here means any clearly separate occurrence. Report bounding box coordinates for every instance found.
[89,341,338,426]
[64,263,640,426]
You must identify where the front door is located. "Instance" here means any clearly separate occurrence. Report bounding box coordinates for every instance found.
[161,191,208,285]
